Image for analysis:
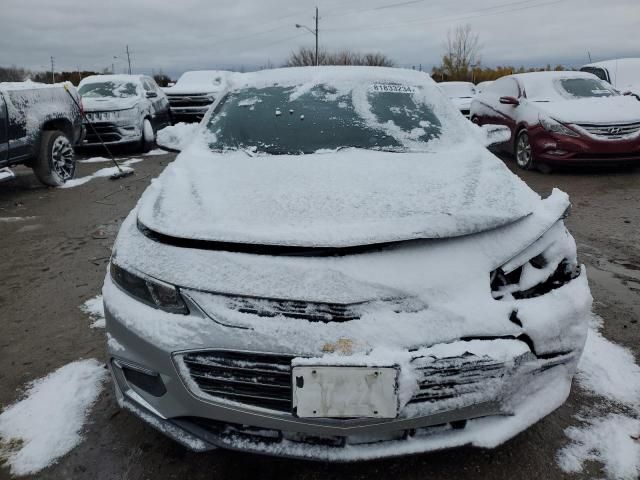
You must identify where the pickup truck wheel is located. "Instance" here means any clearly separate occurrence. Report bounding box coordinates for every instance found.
[141,118,155,152]
[34,130,76,186]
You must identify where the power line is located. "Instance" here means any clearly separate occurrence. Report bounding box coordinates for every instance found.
[324,0,567,33]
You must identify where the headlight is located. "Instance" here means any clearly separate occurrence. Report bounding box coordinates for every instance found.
[110,262,189,314]
[539,115,579,137]
[491,221,580,300]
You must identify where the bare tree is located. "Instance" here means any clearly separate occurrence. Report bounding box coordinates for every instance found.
[0,65,29,82]
[440,24,481,81]
[286,47,394,67]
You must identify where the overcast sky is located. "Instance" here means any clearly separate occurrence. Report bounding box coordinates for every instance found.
[1,0,638,78]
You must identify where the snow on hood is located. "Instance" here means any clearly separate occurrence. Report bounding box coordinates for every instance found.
[163,70,232,95]
[137,140,540,248]
[82,95,140,112]
[534,95,640,124]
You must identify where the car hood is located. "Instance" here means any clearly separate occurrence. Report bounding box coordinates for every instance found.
[136,143,540,248]
[163,83,223,95]
[534,96,640,124]
[449,97,473,109]
[82,96,140,112]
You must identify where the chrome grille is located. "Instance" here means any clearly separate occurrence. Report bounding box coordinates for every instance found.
[575,121,640,139]
[178,350,294,412]
[410,354,507,404]
[223,296,362,322]
[166,93,213,107]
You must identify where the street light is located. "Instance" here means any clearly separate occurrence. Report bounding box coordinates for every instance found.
[295,7,319,66]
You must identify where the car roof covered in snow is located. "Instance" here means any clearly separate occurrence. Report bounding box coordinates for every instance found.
[0,80,71,92]
[581,58,640,88]
[227,66,433,90]
[78,74,147,86]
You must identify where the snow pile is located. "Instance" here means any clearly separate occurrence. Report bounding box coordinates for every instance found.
[577,327,640,406]
[80,295,105,328]
[0,359,107,476]
[557,315,640,480]
[558,414,640,480]
[156,123,198,151]
[60,158,141,188]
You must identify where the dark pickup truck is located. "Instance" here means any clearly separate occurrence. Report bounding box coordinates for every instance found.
[0,82,84,186]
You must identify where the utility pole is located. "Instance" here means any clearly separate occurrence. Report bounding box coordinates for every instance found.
[126,45,132,74]
[112,63,115,74]
[50,56,55,83]
[315,6,319,67]
[295,7,319,66]
[587,51,592,63]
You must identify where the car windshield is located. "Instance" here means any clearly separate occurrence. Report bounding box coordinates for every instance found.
[78,81,139,98]
[206,83,443,155]
[439,83,476,98]
[557,78,617,98]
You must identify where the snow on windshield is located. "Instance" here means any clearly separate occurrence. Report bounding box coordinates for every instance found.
[78,80,139,98]
[520,72,617,102]
[206,74,472,155]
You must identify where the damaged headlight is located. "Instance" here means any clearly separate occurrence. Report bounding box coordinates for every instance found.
[110,262,189,314]
[491,221,581,300]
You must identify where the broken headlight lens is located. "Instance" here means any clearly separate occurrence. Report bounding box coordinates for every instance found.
[110,262,189,314]
[491,222,581,300]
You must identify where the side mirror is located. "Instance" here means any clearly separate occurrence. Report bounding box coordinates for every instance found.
[481,124,511,147]
[146,91,158,98]
[499,96,519,106]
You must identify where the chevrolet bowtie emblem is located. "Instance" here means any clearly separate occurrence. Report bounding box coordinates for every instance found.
[322,338,355,355]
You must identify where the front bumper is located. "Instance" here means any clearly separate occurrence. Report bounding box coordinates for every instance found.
[104,267,590,460]
[530,125,640,166]
[83,121,142,146]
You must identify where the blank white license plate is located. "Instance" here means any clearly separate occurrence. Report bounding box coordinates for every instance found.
[292,366,399,419]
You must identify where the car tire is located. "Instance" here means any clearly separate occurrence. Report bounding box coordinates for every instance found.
[141,118,155,152]
[470,115,480,125]
[33,130,76,186]
[515,129,535,170]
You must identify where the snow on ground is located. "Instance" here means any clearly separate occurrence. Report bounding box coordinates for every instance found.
[0,359,107,476]
[80,295,105,328]
[0,217,37,223]
[79,156,113,164]
[143,148,167,156]
[577,327,640,406]
[558,414,640,480]
[557,314,640,480]
[60,158,142,189]
[156,123,198,151]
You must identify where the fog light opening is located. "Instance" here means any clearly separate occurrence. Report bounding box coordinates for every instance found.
[113,359,167,397]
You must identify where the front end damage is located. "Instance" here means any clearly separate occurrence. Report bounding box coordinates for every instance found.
[103,189,592,460]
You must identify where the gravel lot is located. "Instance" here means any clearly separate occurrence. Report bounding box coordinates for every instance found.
[0,150,638,480]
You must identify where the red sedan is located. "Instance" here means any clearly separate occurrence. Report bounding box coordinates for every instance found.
[470,71,640,171]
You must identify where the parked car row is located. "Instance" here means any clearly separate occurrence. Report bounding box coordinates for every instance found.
[1,58,638,186]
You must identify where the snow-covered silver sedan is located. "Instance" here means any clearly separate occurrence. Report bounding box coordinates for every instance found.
[104,67,591,460]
